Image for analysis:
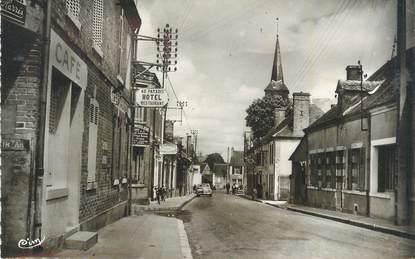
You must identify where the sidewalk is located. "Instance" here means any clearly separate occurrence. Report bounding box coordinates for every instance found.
[57,215,193,259]
[132,194,196,214]
[241,195,415,240]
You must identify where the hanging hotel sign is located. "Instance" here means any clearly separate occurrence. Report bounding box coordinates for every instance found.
[160,143,178,155]
[135,88,169,108]
[1,0,26,25]
[132,123,150,147]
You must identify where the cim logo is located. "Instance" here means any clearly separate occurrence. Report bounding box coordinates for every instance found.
[17,237,45,249]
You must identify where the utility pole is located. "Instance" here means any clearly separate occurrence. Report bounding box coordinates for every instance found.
[357,60,368,131]
[396,0,411,225]
[190,129,198,156]
[133,23,179,200]
[156,24,178,89]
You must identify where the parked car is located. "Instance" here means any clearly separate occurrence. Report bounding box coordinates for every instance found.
[196,183,213,197]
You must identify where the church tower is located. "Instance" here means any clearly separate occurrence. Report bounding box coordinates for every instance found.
[264,22,290,126]
[264,33,289,102]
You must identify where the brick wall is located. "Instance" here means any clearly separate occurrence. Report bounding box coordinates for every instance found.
[1,22,42,256]
[50,0,132,223]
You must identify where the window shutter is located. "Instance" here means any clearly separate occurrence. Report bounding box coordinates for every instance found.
[66,0,80,18]
[93,0,104,49]
[87,99,99,184]
[49,86,59,134]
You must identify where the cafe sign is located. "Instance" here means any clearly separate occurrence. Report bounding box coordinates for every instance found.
[132,123,150,147]
[135,88,169,108]
[1,0,26,25]
[50,30,88,89]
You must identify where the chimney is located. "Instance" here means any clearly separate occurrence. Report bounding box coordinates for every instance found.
[274,107,286,127]
[293,92,310,136]
[346,65,361,80]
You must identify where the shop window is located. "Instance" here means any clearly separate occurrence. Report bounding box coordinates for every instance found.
[49,73,70,134]
[66,0,80,18]
[310,154,318,187]
[347,148,365,191]
[47,70,81,188]
[378,144,396,192]
[336,150,345,189]
[93,0,104,50]
[87,99,99,185]
[324,152,336,188]
[317,153,324,188]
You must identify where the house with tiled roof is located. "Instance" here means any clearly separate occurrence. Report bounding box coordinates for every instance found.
[245,32,326,201]
[229,149,245,187]
[212,163,229,189]
[289,48,414,223]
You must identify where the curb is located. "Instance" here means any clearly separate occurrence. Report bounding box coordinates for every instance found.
[177,219,193,259]
[133,195,196,214]
[285,206,415,240]
[238,195,415,240]
[178,195,197,210]
[239,194,263,203]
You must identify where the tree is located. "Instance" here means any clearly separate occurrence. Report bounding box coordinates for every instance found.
[245,95,289,140]
[204,153,225,170]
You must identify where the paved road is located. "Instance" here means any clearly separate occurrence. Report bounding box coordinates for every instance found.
[182,191,415,259]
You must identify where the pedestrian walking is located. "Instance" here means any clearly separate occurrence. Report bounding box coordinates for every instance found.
[226,182,230,194]
[252,188,257,200]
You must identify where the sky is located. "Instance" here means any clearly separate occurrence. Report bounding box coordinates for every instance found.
[137,0,397,159]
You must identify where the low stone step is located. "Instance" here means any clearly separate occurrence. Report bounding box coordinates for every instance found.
[64,231,98,251]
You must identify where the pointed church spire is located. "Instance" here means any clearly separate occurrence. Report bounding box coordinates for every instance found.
[271,18,284,83]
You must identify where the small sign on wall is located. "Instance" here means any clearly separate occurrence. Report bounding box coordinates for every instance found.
[132,123,150,147]
[2,138,30,151]
[1,0,26,25]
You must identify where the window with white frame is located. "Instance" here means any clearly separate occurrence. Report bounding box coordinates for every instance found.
[66,0,80,19]
[87,98,99,185]
[135,107,147,123]
[93,0,104,50]
[47,70,82,188]
[378,144,396,192]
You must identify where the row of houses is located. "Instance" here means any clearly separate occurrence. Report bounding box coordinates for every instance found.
[244,11,414,225]
[1,1,196,256]
[290,48,414,224]
[244,33,328,201]
[189,149,246,190]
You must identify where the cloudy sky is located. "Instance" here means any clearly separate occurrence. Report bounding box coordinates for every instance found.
[137,0,396,159]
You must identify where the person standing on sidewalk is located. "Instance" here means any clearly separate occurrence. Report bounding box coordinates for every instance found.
[226,182,230,194]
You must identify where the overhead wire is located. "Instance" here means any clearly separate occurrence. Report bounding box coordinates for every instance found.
[296,0,362,86]
[180,0,194,30]
[166,74,192,131]
[182,1,266,42]
[288,0,350,90]
[290,0,360,91]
